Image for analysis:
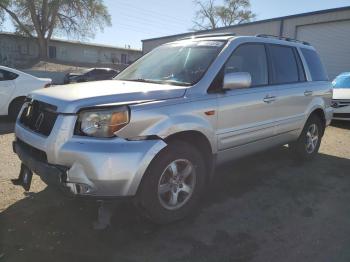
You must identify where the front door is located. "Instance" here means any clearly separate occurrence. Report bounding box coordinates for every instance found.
[216,43,277,153]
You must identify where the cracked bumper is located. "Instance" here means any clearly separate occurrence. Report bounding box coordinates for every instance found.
[14,116,166,197]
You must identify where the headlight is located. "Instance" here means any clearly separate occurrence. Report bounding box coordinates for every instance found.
[76,106,129,138]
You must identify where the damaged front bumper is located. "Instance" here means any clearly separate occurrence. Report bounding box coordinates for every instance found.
[14,116,167,197]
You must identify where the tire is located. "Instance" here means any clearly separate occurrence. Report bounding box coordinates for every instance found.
[289,114,324,161]
[9,97,25,120]
[136,141,206,224]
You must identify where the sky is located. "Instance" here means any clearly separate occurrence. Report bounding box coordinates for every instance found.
[2,0,350,50]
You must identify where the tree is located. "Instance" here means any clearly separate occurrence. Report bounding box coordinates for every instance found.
[193,0,256,30]
[0,0,111,59]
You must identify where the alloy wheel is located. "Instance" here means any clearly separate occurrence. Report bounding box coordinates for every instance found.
[305,123,319,154]
[157,159,196,210]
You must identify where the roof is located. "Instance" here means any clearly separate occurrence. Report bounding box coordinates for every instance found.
[0,32,141,52]
[142,6,350,42]
[168,35,313,50]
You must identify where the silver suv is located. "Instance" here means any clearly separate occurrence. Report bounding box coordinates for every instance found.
[13,34,333,223]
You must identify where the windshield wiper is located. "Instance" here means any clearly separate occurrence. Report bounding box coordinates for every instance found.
[119,78,190,86]
[120,78,161,84]
[160,79,191,86]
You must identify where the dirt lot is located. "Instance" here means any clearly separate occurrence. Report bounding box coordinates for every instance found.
[0,117,350,262]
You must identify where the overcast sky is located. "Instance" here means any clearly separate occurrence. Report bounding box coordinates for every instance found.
[2,0,349,49]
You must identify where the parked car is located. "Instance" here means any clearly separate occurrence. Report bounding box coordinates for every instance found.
[12,34,333,223]
[0,66,51,119]
[332,72,350,121]
[64,68,119,84]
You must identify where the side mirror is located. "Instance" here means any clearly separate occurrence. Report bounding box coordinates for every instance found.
[223,72,252,90]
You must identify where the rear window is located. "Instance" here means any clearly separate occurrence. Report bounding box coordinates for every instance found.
[268,45,299,85]
[301,48,328,81]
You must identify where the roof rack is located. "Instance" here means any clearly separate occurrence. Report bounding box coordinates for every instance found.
[179,32,236,40]
[256,34,311,46]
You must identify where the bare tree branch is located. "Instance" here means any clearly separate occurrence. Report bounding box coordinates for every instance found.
[0,2,34,37]
[27,0,42,37]
[0,0,111,58]
[192,0,255,30]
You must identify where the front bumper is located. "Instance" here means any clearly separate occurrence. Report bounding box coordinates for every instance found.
[324,106,333,126]
[14,115,167,197]
[332,106,350,121]
[13,140,70,193]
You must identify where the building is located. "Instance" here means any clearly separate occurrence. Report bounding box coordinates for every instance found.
[142,6,350,79]
[0,32,142,70]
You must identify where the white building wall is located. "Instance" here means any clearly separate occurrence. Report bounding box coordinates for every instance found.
[142,21,281,54]
[283,8,350,38]
[49,41,141,66]
[142,8,350,53]
[0,34,39,67]
[0,33,142,68]
[141,7,350,80]
[296,20,350,79]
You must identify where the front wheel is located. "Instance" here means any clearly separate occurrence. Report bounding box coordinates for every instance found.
[136,141,206,224]
[289,115,324,161]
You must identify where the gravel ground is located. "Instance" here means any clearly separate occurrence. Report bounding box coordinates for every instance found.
[0,117,350,262]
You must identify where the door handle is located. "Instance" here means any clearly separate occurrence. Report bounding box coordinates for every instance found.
[304,90,313,96]
[263,95,276,103]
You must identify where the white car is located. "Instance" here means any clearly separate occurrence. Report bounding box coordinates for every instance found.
[332,72,350,121]
[0,66,52,119]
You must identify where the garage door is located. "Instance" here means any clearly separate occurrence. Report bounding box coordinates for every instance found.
[297,20,350,80]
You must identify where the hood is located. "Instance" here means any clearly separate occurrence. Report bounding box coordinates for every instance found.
[333,88,350,100]
[30,80,188,113]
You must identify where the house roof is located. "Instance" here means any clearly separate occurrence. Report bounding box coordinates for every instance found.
[0,32,141,52]
[142,6,350,42]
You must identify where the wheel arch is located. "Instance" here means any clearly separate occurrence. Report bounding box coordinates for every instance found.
[8,96,26,115]
[308,108,326,136]
[137,130,216,196]
[164,130,215,180]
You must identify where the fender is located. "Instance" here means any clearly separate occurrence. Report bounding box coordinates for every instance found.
[118,103,218,153]
[295,96,331,138]
[304,96,328,123]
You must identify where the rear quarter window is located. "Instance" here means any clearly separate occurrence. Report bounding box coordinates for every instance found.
[301,48,329,81]
[0,69,18,81]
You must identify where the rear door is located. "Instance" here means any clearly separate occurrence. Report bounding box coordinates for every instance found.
[267,44,311,134]
[0,69,17,114]
[217,43,278,151]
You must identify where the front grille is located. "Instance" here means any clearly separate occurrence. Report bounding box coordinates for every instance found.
[16,138,48,163]
[332,99,350,108]
[334,113,350,119]
[19,100,58,136]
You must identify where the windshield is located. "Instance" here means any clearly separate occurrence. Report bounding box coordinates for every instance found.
[332,73,350,89]
[115,40,226,86]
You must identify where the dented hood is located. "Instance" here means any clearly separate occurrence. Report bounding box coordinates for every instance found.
[29,80,187,113]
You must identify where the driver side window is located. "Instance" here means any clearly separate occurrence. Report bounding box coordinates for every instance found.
[225,44,268,87]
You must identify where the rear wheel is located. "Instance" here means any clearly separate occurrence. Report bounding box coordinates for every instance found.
[289,115,324,161]
[136,141,206,224]
[9,97,25,120]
